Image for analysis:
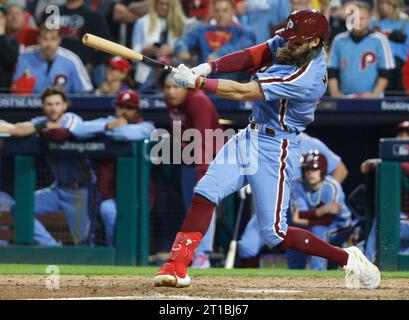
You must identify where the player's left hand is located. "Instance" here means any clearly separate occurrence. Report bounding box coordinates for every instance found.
[173,64,198,89]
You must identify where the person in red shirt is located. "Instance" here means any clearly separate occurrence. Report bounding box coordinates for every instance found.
[162,72,225,268]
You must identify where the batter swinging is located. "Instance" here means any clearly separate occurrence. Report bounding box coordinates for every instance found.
[154,10,381,290]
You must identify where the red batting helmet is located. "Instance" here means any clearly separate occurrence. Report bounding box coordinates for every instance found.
[114,89,140,109]
[301,150,328,180]
[395,120,409,136]
[275,10,329,41]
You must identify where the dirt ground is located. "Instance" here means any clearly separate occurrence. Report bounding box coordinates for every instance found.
[0,275,408,300]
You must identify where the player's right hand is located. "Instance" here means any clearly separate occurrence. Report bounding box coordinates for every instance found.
[191,63,212,77]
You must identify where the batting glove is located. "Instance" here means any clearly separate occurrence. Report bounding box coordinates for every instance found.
[191,63,211,77]
[174,64,198,89]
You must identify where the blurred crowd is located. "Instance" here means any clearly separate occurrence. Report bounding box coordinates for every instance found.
[2,0,409,96]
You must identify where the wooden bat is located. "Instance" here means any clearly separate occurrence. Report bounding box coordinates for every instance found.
[82,33,176,73]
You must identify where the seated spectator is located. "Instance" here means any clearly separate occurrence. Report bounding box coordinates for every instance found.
[131,0,186,92]
[68,90,155,246]
[0,5,19,92]
[372,0,409,94]
[328,1,395,98]
[175,0,256,80]
[238,0,290,44]
[0,87,95,247]
[42,0,112,88]
[11,24,93,94]
[96,56,134,95]
[361,121,409,260]
[5,1,38,47]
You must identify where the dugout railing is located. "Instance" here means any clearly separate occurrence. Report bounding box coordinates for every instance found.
[377,138,409,270]
[0,135,153,266]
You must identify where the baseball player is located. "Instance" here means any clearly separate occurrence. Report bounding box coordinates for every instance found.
[154,9,380,289]
[68,89,155,246]
[289,151,353,270]
[238,133,350,267]
[162,73,224,268]
[0,87,94,246]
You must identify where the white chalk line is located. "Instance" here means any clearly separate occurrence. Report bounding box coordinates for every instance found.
[232,289,304,294]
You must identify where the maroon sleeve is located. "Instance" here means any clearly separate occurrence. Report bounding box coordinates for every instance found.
[298,210,318,219]
[40,128,71,142]
[209,42,272,74]
[186,92,218,180]
[307,215,333,227]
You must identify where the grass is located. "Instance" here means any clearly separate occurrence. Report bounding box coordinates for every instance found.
[0,264,408,278]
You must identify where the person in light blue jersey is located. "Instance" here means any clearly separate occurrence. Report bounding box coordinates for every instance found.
[69,89,155,246]
[371,0,409,94]
[12,24,93,94]
[328,1,395,98]
[0,87,95,246]
[153,10,381,290]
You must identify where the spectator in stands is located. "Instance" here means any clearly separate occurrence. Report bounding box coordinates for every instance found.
[131,0,186,92]
[372,0,409,94]
[0,5,19,93]
[238,0,290,44]
[0,87,95,247]
[328,1,395,98]
[96,56,134,95]
[85,0,139,48]
[161,72,224,268]
[361,120,409,260]
[67,89,155,246]
[42,0,112,88]
[175,0,256,81]
[5,1,38,47]
[12,24,93,94]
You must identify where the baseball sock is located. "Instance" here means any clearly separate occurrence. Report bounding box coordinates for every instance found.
[180,194,216,235]
[279,227,349,267]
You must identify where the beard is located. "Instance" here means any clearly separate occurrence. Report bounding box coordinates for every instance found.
[276,45,318,67]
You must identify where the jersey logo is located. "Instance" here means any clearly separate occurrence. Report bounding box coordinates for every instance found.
[360,51,377,70]
[205,30,233,51]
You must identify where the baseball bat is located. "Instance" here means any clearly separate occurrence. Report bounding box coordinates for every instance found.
[82,33,176,73]
[224,189,247,269]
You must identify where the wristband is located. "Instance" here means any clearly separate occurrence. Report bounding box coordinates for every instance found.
[195,77,218,94]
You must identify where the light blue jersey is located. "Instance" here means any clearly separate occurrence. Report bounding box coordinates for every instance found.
[291,176,352,229]
[14,46,93,93]
[70,116,155,141]
[30,112,94,186]
[328,31,395,94]
[31,112,94,247]
[253,36,328,133]
[371,18,409,62]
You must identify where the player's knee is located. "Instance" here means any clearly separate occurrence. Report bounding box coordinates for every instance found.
[100,200,116,221]
[259,229,284,248]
